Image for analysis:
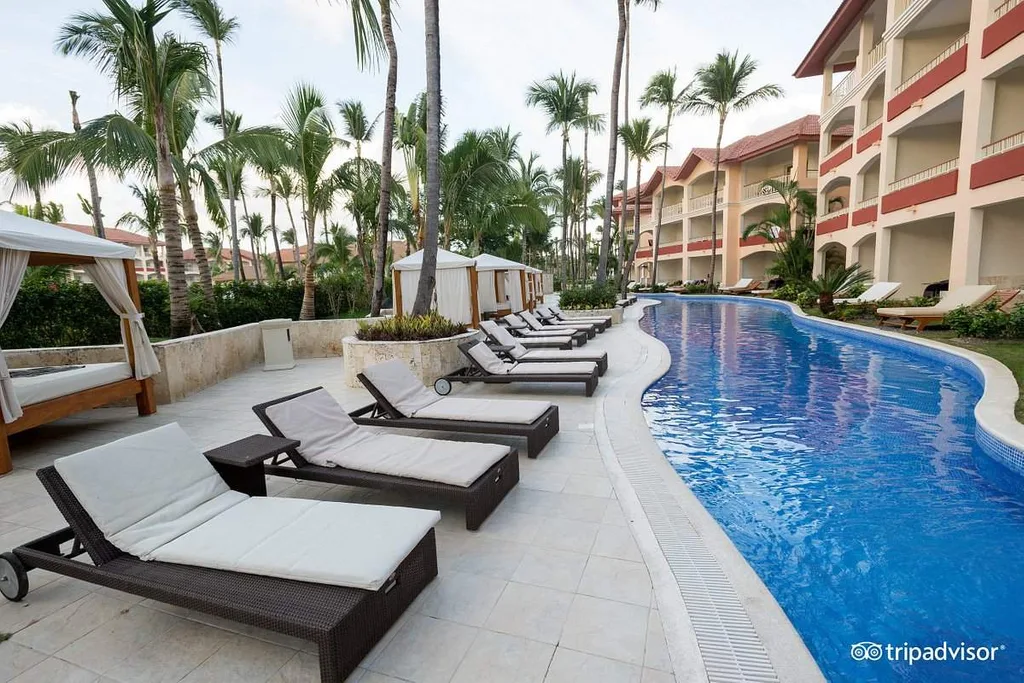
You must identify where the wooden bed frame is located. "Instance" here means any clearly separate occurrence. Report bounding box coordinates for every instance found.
[1,254,156,475]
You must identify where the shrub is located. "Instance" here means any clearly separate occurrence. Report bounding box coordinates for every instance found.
[559,282,618,309]
[356,313,467,341]
[1007,303,1024,338]
[650,284,667,293]
[945,303,1009,338]
[772,284,801,302]
[795,290,818,309]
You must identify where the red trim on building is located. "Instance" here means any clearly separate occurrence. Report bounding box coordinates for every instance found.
[820,143,854,175]
[659,243,685,255]
[816,213,850,235]
[740,235,772,247]
[887,46,968,121]
[636,249,653,259]
[851,204,878,226]
[856,124,883,153]
[982,2,1024,58]
[970,145,1024,188]
[880,170,958,213]
[687,239,723,252]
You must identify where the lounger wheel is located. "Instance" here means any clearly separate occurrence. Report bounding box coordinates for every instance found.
[433,378,452,396]
[0,552,28,602]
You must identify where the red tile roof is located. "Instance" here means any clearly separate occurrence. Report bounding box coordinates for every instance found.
[795,0,871,78]
[182,247,255,262]
[613,166,682,204]
[59,223,154,246]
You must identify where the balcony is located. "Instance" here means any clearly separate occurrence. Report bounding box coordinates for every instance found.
[984,0,1024,57]
[852,197,880,226]
[826,70,858,112]
[820,139,854,175]
[882,158,959,213]
[661,201,686,221]
[817,207,850,235]
[862,41,886,74]
[688,191,724,212]
[889,34,969,120]
[971,130,1024,189]
[686,235,723,252]
[983,130,1024,158]
[741,174,790,201]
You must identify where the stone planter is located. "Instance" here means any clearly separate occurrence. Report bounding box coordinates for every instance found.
[559,307,623,325]
[342,330,482,389]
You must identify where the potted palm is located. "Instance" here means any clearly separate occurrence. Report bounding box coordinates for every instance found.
[808,265,872,314]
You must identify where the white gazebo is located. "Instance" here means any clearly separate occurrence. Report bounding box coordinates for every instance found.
[0,210,161,474]
[473,253,528,316]
[525,266,543,308]
[391,248,481,326]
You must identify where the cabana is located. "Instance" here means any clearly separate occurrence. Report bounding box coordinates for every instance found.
[0,211,160,474]
[392,248,481,326]
[474,253,528,317]
[526,267,543,308]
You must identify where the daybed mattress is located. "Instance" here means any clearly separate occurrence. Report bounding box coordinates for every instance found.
[13,362,133,407]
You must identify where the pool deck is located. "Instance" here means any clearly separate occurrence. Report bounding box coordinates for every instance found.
[0,301,822,683]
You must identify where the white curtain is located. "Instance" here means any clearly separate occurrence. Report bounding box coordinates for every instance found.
[436,268,472,324]
[84,258,161,379]
[0,249,29,424]
[477,274,497,313]
[507,272,524,312]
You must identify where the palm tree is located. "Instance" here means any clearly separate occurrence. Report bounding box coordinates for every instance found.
[118,184,163,280]
[576,91,604,281]
[640,68,689,286]
[204,229,225,273]
[742,178,817,287]
[395,97,426,249]
[0,120,62,219]
[525,71,597,284]
[241,213,267,281]
[58,0,210,338]
[683,50,783,290]
[68,91,105,238]
[371,0,398,317]
[338,100,380,294]
[618,117,667,294]
[253,155,287,279]
[412,0,441,315]
[173,0,243,280]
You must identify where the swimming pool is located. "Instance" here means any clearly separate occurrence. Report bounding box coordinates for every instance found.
[640,296,1024,682]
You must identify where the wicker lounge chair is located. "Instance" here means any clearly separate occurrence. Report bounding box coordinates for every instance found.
[540,303,612,329]
[350,359,559,458]
[518,310,600,338]
[443,340,600,397]
[501,314,588,346]
[0,425,439,683]
[720,278,761,294]
[535,305,610,331]
[479,320,608,375]
[834,281,901,305]
[876,285,997,331]
[252,388,519,530]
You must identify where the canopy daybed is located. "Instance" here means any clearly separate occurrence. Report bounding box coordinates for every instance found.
[0,211,160,474]
[526,267,543,308]
[391,248,481,326]
[473,253,528,317]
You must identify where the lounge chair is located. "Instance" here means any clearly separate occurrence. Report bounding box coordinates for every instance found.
[350,359,559,458]
[443,339,600,397]
[253,388,519,530]
[720,278,760,294]
[489,323,574,349]
[479,320,608,375]
[0,424,439,683]
[835,281,901,305]
[501,314,588,346]
[519,310,600,338]
[876,285,997,331]
[537,304,611,330]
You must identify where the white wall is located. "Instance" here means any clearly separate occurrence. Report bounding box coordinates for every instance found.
[991,69,1024,143]
[887,218,954,296]
[980,202,1024,288]
[893,122,962,180]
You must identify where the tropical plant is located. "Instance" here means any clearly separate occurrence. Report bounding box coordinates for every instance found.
[683,50,782,290]
[68,91,106,238]
[118,184,163,280]
[618,117,667,295]
[356,312,466,342]
[338,99,380,293]
[395,95,426,248]
[316,222,358,274]
[640,68,689,286]
[741,178,817,287]
[241,213,268,281]
[0,120,64,219]
[252,153,287,280]
[807,264,872,314]
[411,0,441,316]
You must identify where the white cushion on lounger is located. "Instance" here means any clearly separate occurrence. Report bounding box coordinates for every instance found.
[413,397,551,424]
[361,359,442,415]
[151,497,440,591]
[479,320,528,359]
[509,361,596,375]
[54,423,249,559]
[467,342,511,375]
[521,349,604,362]
[519,335,574,345]
[264,388,372,467]
[877,285,996,317]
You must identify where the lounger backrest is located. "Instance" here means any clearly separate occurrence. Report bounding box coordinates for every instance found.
[480,320,528,359]
[361,359,442,416]
[549,304,563,315]
[519,311,546,330]
[53,423,247,560]
[465,341,512,375]
[534,306,555,320]
[262,388,367,467]
[857,282,901,302]
[732,278,753,289]
[936,285,997,312]
[37,466,122,565]
[503,314,528,329]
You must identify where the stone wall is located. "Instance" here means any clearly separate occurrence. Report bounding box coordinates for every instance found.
[290,318,384,359]
[342,330,481,389]
[560,307,624,325]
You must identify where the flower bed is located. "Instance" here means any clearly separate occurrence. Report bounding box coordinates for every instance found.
[342,330,481,388]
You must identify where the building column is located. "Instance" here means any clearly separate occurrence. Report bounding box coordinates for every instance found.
[822,64,834,112]
[949,207,983,288]
[858,15,875,77]
[721,166,742,285]
[874,226,891,281]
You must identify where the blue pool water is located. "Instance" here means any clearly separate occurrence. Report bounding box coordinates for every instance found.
[640,297,1024,682]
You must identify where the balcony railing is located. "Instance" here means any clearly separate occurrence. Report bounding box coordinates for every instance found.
[807,168,820,179]
[826,71,858,109]
[864,112,883,129]
[856,196,879,209]
[982,130,1024,158]
[824,137,854,160]
[742,174,791,200]
[662,201,686,219]
[688,191,724,212]
[888,158,959,192]
[819,207,850,221]
[688,234,715,244]
[894,33,968,95]
[995,0,1023,20]
[863,41,886,73]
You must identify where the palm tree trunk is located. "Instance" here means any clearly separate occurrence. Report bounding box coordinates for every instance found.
[616,3,632,290]
[154,102,190,338]
[32,188,43,221]
[708,111,725,291]
[560,131,569,287]
[249,234,261,282]
[69,91,105,239]
[270,193,285,278]
[284,197,301,271]
[582,117,589,281]
[652,109,672,286]
[598,0,627,285]
[179,184,215,304]
[412,0,441,315]
[213,40,242,282]
[149,234,163,280]
[300,211,317,320]
[622,161,643,297]
[371,0,398,316]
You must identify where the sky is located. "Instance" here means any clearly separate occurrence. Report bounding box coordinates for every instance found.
[0,0,839,251]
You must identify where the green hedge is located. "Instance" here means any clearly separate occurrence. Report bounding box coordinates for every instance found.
[559,282,618,309]
[2,279,364,349]
[946,302,1024,339]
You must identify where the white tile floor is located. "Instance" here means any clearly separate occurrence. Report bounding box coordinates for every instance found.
[0,322,676,683]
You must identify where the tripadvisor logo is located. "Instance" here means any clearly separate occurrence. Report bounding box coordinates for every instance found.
[850,641,1005,666]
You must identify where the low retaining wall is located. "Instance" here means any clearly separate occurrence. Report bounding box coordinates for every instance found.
[6,317,385,405]
[559,307,623,325]
[342,330,480,389]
